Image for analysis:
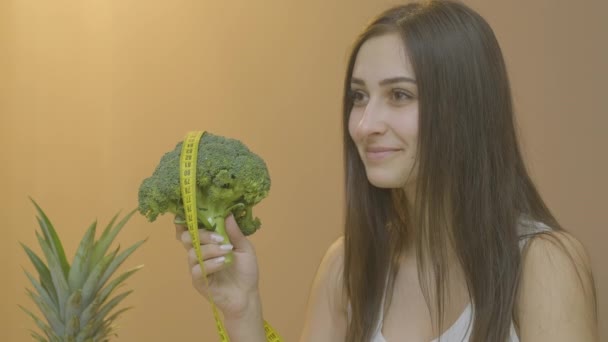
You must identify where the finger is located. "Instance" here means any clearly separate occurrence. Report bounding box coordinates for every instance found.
[174,215,187,240]
[180,229,226,250]
[225,215,253,253]
[175,224,187,241]
[190,255,231,279]
[187,244,234,269]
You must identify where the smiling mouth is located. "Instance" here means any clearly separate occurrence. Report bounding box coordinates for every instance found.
[365,149,402,161]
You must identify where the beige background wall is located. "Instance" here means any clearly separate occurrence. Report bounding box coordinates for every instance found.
[1,0,605,341]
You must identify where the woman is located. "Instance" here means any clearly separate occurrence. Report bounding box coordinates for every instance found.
[175,1,599,341]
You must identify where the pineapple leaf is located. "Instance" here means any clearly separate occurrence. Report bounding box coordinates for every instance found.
[68,221,97,291]
[89,209,137,271]
[65,315,80,337]
[97,265,143,307]
[95,290,133,327]
[23,201,144,342]
[19,304,57,340]
[98,319,120,341]
[28,329,48,342]
[102,306,133,333]
[104,306,133,323]
[30,198,70,278]
[64,289,82,331]
[78,265,142,328]
[25,289,64,335]
[20,242,58,307]
[75,318,95,342]
[97,322,113,341]
[95,321,112,341]
[79,298,100,330]
[36,231,70,321]
[97,239,146,295]
[23,270,61,328]
[62,335,76,342]
[81,247,119,307]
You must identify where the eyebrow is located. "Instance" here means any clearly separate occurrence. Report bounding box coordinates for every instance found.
[351,76,417,86]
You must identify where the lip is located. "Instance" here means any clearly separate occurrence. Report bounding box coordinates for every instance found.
[364,146,402,161]
[366,146,401,153]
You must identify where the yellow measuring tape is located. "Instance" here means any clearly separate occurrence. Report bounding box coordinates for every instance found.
[179,131,283,342]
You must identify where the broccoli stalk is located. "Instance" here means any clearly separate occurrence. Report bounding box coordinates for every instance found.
[138,132,271,265]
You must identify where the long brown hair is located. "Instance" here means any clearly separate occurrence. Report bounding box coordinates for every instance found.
[341,1,595,341]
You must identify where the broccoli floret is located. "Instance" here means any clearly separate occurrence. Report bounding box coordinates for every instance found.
[138,132,271,251]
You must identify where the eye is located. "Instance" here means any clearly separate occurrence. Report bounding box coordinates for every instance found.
[391,89,413,102]
[349,89,368,106]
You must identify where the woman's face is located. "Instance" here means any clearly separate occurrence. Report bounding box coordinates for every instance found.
[348,32,419,189]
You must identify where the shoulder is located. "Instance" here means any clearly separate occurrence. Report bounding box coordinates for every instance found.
[516,229,598,341]
[315,236,347,309]
[298,236,348,342]
[322,235,345,266]
[518,229,594,293]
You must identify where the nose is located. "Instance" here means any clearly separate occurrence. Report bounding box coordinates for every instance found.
[353,100,388,138]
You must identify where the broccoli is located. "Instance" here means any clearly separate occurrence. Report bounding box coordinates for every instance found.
[138,132,271,257]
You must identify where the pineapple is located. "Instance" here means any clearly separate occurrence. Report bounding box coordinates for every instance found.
[19,199,146,342]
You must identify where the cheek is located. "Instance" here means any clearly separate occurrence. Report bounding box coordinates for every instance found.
[347,110,360,141]
[395,108,419,142]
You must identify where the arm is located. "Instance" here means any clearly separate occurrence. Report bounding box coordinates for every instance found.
[299,237,348,342]
[516,231,599,341]
[223,292,266,342]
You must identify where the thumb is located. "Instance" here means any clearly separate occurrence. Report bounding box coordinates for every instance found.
[225,214,253,252]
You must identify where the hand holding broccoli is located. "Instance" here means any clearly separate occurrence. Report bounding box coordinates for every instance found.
[175,214,262,321]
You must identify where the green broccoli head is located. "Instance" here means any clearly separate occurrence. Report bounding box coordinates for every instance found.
[138,132,271,237]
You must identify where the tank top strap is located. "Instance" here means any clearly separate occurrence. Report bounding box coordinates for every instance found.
[517,215,553,250]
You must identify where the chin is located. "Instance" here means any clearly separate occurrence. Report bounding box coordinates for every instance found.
[368,180,399,189]
[365,167,415,189]
[366,172,405,189]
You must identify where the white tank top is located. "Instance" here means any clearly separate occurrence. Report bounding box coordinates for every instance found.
[350,218,551,342]
[371,301,520,342]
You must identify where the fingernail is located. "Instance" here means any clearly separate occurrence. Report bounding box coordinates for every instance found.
[214,256,226,264]
[211,234,224,242]
[220,244,233,251]
[181,231,190,242]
